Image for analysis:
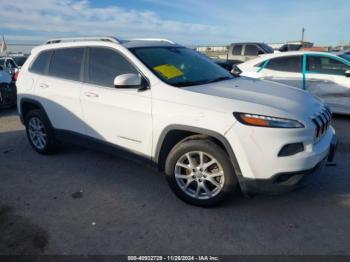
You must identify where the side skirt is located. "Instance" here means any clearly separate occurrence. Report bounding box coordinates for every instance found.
[54,129,155,168]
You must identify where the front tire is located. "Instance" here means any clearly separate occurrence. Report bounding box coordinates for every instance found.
[25,109,56,154]
[165,139,239,207]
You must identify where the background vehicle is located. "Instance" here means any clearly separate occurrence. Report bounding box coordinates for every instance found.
[334,51,350,62]
[237,51,350,115]
[216,42,274,65]
[278,44,303,52]
[10,54,29,68]
[0,65,16,108]
[0,56,20,81]
[17,37,336,206]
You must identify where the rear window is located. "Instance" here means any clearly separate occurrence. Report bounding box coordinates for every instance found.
[266,56,302,73]
[30,50,52,74]
[48,48,84,81]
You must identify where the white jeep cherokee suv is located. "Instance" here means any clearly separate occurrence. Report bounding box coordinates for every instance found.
[17,36,337,206]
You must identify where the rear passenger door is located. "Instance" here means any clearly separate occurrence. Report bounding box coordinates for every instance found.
[261,55,303,88]
[229,44,243,63]
[34,47,86,134]
[80,47,152,156]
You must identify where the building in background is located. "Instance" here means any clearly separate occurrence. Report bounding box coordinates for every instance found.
[195,46,229,52]
[0,44,38,56]
[332,43,350,52]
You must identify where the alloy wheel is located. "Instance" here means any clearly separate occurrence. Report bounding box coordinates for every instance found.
[174,151,225,200]
[28,117,47,150]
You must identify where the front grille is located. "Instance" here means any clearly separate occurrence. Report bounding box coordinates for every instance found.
[312,107,332,140]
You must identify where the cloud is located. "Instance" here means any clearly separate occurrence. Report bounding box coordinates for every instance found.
[0,0,229,45]
[1,0,349,45]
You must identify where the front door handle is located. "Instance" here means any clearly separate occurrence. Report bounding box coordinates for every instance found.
[84,92,99,98]
[262,75,273,79]
[39,83,49,88]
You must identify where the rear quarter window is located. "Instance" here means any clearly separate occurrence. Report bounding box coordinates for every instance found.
[29,50,53,74]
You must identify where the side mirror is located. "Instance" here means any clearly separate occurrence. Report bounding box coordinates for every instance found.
[345,70,350,77]
[114,73,142,88]
[231,65,242,76]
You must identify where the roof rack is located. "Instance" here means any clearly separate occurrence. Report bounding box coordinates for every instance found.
[129,38,176,44]
[45,36,121,44]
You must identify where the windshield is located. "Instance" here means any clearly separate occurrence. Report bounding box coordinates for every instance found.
[259,43,274,53]
[339,54,350,62]
[130,46,234,87]
[12,57,28,66]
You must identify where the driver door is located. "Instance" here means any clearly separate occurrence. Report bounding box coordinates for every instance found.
[80,47,152,156]
[305,54,350,114]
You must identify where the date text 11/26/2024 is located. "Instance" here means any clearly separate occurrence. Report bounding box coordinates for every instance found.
[127,255,219,261]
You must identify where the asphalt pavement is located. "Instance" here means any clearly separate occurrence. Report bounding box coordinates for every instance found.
[0,108,350,255]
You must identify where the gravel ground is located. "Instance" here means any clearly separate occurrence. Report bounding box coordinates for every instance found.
[0,108,349,255]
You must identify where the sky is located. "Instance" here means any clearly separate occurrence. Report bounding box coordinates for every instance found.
[0,0,349,46]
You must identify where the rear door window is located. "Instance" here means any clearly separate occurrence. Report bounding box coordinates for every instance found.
[232,45,243,55]
[30,50,53,74]
[307,55,350,75]
[48,48,84,81]
[266,56,302,73]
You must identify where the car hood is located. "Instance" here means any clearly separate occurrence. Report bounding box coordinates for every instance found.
[183,77,325,118]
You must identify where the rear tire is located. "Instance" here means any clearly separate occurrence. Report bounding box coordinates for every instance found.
[165,139,239,207]
[25,109,57,154]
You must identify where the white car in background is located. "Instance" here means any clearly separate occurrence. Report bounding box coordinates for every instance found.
[237,51,350,115]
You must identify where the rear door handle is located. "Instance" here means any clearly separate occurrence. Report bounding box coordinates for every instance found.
[39,83,49,88]
[84,92,99,98]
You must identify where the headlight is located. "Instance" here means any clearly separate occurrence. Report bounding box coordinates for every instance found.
[233,112,304,128]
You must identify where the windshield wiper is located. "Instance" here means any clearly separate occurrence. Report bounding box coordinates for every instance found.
[206,76,234,84]
[173,76,234,87]
[173,80,210,87]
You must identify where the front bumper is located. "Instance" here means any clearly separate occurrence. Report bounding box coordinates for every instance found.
[239,134,338,195]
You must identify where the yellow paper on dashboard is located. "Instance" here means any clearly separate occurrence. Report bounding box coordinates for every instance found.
[153,64,184,79]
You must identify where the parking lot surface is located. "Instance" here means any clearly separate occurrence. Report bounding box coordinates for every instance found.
[0,108,350,255]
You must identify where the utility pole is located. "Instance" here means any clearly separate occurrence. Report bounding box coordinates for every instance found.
[301,27,305,47]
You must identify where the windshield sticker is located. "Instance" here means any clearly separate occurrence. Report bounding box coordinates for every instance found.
[153,64,184,79]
